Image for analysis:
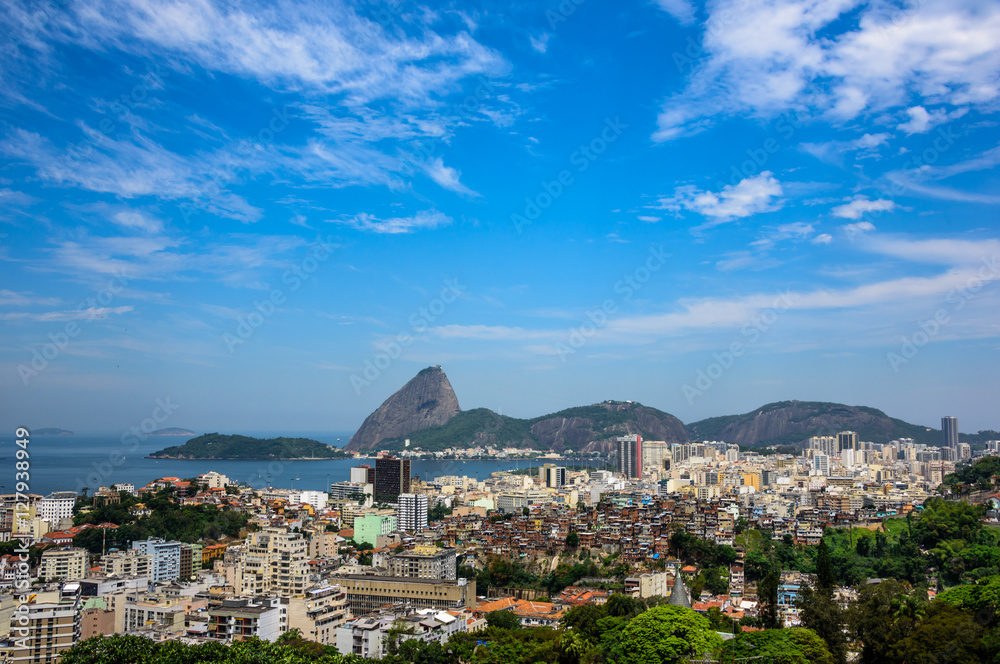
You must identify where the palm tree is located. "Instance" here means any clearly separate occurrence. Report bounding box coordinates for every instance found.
[890,592,927,636]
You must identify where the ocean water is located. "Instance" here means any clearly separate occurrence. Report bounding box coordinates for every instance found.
[3,431,609,496]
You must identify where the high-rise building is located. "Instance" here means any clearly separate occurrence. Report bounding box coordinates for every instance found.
[131,538,181,582]
[837,431,858,455]
[812,454,830,476]
[240,528,311,597]
[38,491,76,527]
[397,494,428,532]
[809,436,837,457]
[375,457,411,501]
[616,434,642,479]
[540,464,566,488]
[9,584,82,664]
[351,465,376,486]
[642,441,670,470]
[942,416,959,450]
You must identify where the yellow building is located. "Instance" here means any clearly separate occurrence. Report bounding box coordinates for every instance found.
[741,473,761,491]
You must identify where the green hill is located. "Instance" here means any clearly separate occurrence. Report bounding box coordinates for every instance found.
[377,401,688,453]
[686,400,941,447]
[149,433,345,459]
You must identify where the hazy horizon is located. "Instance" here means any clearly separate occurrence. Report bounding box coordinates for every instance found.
[2,0,999,436]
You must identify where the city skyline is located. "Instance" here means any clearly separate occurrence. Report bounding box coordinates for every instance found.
[2,0,1000,435]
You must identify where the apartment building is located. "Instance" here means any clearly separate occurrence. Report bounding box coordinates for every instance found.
[385,545,456,581]
[207,597,285,642]
[239,528,310,597]
[131,538,181,582]
[38,548,87,582]
[286,585,349,645]
[8,583,82,664]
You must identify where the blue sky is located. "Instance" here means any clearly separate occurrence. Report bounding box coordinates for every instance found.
[2,0,999,436]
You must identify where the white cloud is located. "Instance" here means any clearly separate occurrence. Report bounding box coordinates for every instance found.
[0,290,62,307]
[0,127,262,222]
[431,324,556,341]
[801,132,889,165]
[831,197,896,220]
[0,306,133,322]
[750,221,815,249]
[637,215,661,222]
[530,33,550,54]
[58,0,505,107]
[422,157,479,197]
[864,236,1000,266]
[654,0,697,25]
[111,210,164,234]
[811,233,833,244]
[842,221,876,236]
[897,106,939,134]
[655,172,783,227]
[654,0,1000,141]
[885,143,1000,204]
[335,209,452,234]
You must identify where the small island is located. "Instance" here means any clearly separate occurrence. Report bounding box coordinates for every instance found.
[148,433,351,460]
[149,427,197,436]
[33,428,74,435]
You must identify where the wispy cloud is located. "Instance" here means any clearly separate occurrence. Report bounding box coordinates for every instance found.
[334,209,452,234]
[57,0,505,107]
[0,290,62,307]
[654,0,697,25]
[0,306,133,322]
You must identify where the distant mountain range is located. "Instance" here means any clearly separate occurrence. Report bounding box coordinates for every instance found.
[347,367,996,452]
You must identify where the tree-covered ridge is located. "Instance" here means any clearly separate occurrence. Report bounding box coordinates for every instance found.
[943,456,1000,491]
[150,432,348,459]
[381,408,535,450]
[686,400,945,447]
[379,401,686,452]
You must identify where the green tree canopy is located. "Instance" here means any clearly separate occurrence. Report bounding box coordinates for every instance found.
[604,605,723,664]
[485,610,521,630]
[720,628,834,664]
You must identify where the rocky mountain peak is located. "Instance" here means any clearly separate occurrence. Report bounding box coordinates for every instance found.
[347,366,461,451]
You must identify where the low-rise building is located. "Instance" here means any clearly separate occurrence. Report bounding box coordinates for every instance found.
[207,597,285,642]
[337,576,475,616]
